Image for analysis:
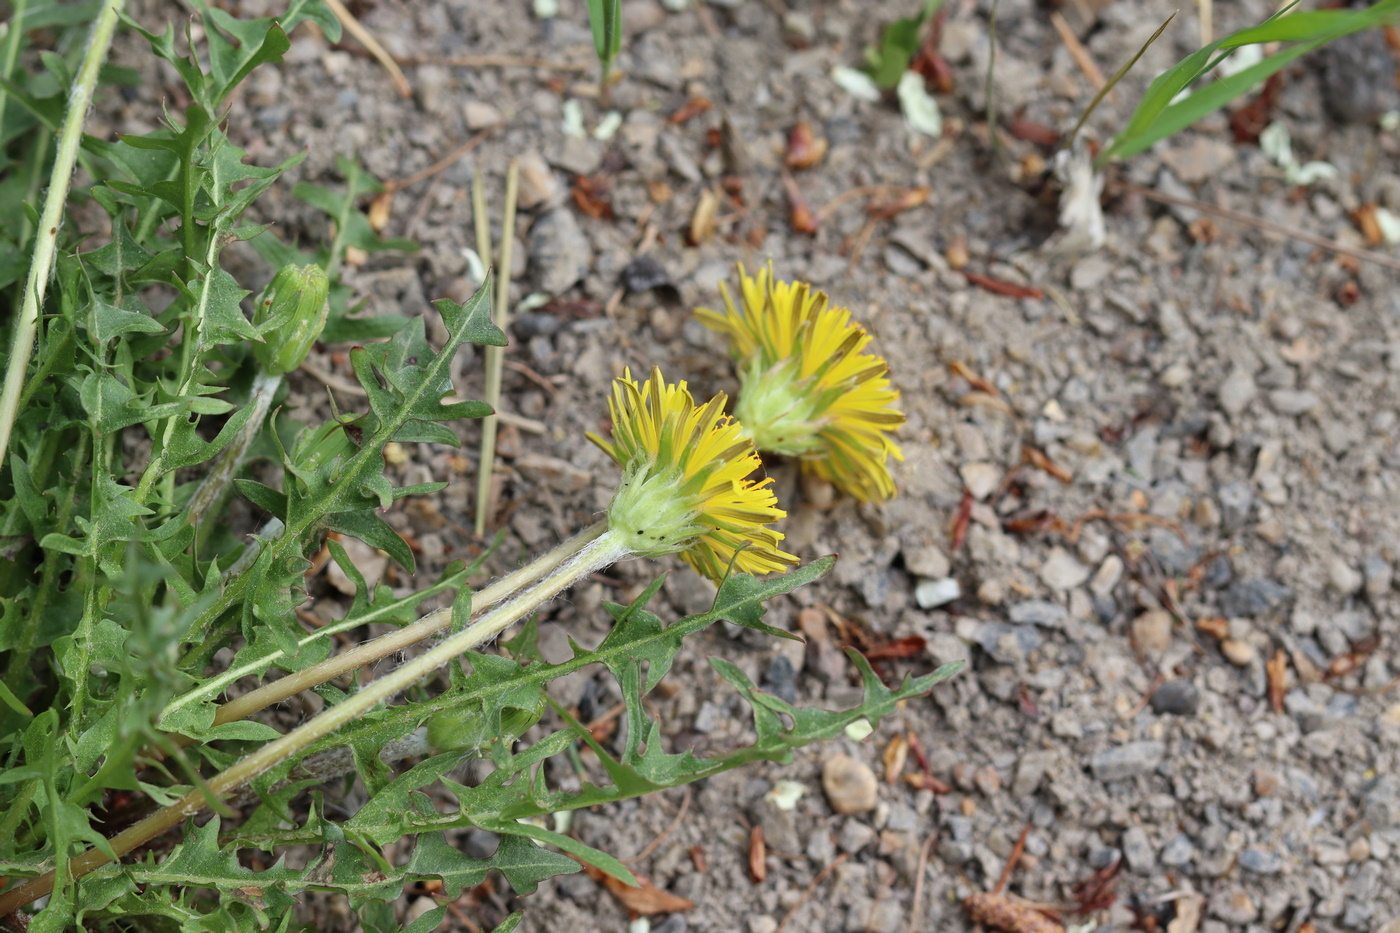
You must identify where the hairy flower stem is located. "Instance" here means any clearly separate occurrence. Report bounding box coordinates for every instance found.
[0,531,631,916]
[157,521,608,753]
[186,370,282,544]
[0,0,124,467]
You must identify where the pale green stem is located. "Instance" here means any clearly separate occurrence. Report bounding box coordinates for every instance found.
[0,530,630,916]
[473,164,518,536]
[157,520,608,739]
[0,0,125,468]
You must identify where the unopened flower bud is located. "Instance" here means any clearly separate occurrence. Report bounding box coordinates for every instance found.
[253,264,329,376]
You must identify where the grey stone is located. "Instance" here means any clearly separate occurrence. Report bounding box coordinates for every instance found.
[1160,833,1195,867]
[1209,886,1259,924]
[1148,527,1198,576]
[1217,481,1253,531]
[975,622,1043,664]
[903,544,950,579]
[752,798,801,855]
[1091,741,1165,782]
[822,754,878,814]
[1238,846,1282,874]
[653,916,688,933]
[1219,577,1290,618]
[1150,680,1200,716]
[1040,548,1090,591]
[1364,557,1394,597]
[1012,750,1057,797]
[1218,368,1256,415]
[555,871,595,902]
[1327,556,1364,595]
[1363,775,1400,830]
[1122,825,1154,872]
[1009,600,1068,628]
[1088,845,1121,869]
[761,654,797,704]
[837,818,877,854]
[1268,388,1321,416]
[528,208,592,294]
[914,576,960,609]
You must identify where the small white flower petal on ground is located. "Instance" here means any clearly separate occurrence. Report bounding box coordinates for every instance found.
[594,110,623,141]
[561,99,585,138]
[1049,142,1105,253]
[1375,207,1400,245]
[831,65,882,103]
[897,70,942,139]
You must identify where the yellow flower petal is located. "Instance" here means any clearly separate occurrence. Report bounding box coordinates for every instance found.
[588,366,798,581]
[696,263,905,502]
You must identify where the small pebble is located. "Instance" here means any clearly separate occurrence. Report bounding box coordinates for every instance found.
[1131,609,1173,656]
[1040,548,1090,591]
[1327,556,1364,596]
[1221,639,1257,666]
[960,462,1001,500]
[914,576,961,609]
[1150,680,1200,716]
[1092,741,1165,782]
[822,754,879,814]
[1238,846,1282,874]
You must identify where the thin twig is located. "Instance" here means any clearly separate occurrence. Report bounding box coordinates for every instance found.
[322,0,411,98]
[776,854,849,933]
[992,823,1032,896]
[342,48,590,71]
[0,0,125,469]
[1049,11,1106,90]
[984,0,1005,164]
[1199,0,1213,47]
[1112,178,1400,272]
[623,788,693,863]
[905,827,938,933]
[386,126,496,193]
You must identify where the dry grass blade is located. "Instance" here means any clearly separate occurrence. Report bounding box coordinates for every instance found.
[387,127,495,193]
[474,162,519,536]
[1050,11,1106,89]
[1065,11,1175,148]
[1113,179,1400,272]
[322,0,411,98]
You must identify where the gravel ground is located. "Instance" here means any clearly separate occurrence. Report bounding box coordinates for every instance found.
[111,0,1400,930]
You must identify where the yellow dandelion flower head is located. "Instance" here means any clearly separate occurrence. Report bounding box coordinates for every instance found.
[695,263,905,502]
[587,366,799,582]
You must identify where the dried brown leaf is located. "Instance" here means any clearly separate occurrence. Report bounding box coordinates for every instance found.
[962,270,1044,299]
[902,772,953,794]
[785,120,828,169]
[748,826,767,883]
[669,95,713,124]
[964,893,1064,933]
[571,174,614,220]
[582,863,696,917]
[782,172,817,234]
[1266,649,1288,714]
[688,189,720,245]
[368,190,393,232]
[1022,445,1073,483]
[1195,616,1228,640]
[882,735,908,784]
[948,359,999,396]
